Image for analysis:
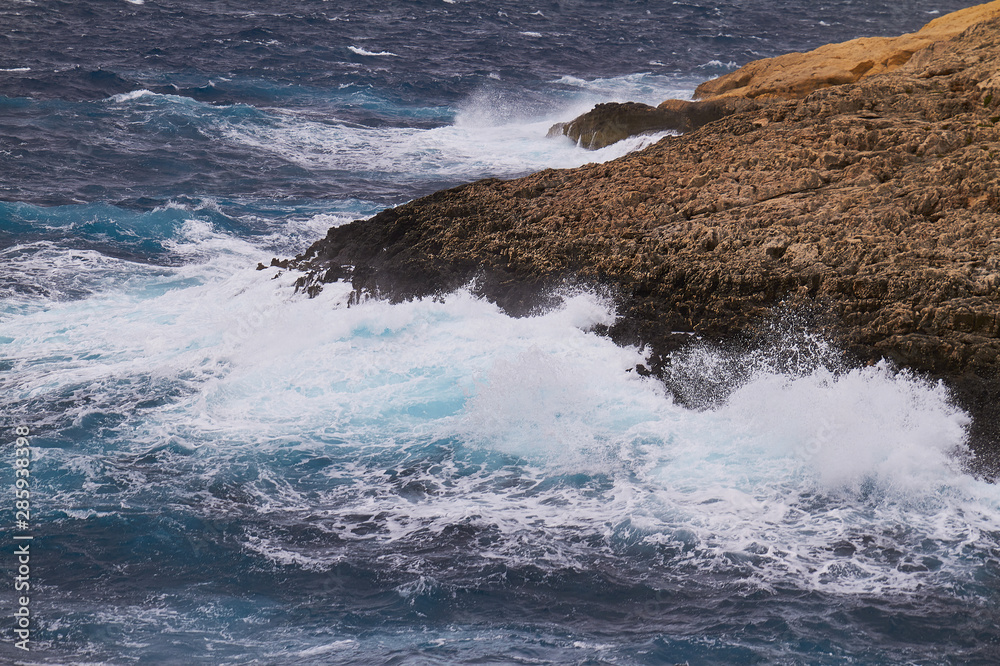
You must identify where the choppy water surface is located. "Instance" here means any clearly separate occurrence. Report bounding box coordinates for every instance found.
[2,1,998,663]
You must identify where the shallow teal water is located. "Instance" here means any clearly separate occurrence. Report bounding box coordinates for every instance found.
[2,1,998,663]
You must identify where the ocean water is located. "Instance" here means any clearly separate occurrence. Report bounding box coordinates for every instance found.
[2,1,999,664]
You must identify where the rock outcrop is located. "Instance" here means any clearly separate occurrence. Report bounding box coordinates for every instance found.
[548,98,755,149]
[282,11,1000,474]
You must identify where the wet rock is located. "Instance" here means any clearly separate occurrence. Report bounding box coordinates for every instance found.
[548,98,754,150]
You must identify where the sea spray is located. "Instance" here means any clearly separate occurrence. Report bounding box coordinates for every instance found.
[4,240,999,661]
[3,0,998,661]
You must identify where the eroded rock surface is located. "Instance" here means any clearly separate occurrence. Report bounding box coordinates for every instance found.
[548,98,755,149]
[285,14,1000,472]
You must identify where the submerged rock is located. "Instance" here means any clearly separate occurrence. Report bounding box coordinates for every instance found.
[286,8,1000,473]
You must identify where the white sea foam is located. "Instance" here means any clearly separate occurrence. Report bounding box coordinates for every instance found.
[0,241,175,310]
[0,196,994,597]
[294,641,358,657]
[5,232,999,599]
[105,88,213,108]
[552,72,699,106]
[553,73,701,106]
[395,575,443,601]
[225,73,694,179]
[348,46,399,57]
[219,94,677,185]
[95,73,692,188]
[109,89,156,103]
[105,88,236,110]
[0,66,31,72]
[699,59,738,69]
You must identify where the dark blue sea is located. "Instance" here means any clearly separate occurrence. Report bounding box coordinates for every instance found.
[3,1,1000,663]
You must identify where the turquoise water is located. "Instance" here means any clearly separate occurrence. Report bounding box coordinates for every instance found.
[2,1,999,663]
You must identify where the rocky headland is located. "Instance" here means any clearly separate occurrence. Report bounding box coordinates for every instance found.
[278,3,1000,474]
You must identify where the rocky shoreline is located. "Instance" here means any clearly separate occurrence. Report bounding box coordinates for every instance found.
[277,4,1000,475]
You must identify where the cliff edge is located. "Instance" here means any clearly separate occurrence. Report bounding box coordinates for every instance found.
[281,8,1000,474]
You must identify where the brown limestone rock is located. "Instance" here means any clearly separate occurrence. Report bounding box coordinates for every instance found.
[694,0,1000,100]
[547,102,676,150]
[548,98,756,150]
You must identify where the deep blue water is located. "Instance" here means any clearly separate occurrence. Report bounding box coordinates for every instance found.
[3,1,1000,664]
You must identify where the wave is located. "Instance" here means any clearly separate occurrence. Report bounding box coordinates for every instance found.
[108,88,155,103]
[5,70,694,210]
[104,86,255,111]
[0,198,370,310]
[6,252,996,598]
[12,78,675,208]
[551,71,701,105]
[219,98,674,190]
[223,72,699,180]
[698,59,739,69]
[348,46,399,57]
[3,197,999,662]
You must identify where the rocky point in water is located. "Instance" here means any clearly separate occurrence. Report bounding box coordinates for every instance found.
[546,98,757,150]
[276,2,1000,475]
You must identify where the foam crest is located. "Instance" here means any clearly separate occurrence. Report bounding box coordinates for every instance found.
[134,286,637,452]
[223,111,661,186]
[720,362,970,492]
[109,88,156,103]
[348,46,399,57]
[551,72,701,106]
[459,346,655,465]
[222,76,698,186]
[105,88,219,109]
[5,253,999,598]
